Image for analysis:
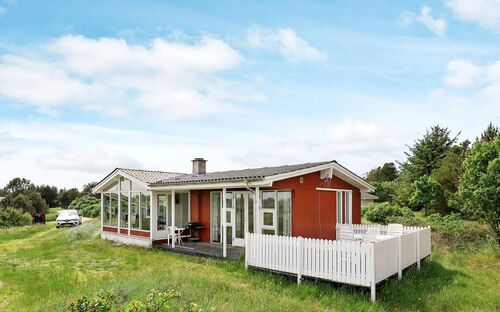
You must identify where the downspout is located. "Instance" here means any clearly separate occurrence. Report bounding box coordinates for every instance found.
[244,180,255,193]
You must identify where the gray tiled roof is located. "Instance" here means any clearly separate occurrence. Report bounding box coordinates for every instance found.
[153,161,333,185]
[119,168,185,184]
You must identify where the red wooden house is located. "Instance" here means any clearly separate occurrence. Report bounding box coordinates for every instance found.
[93,158,374,256]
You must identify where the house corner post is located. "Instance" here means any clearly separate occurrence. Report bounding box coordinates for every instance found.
[416,229,421,270]
[171,189,176,248]
[398,235,402,280]
[100,193,104,232]
[297,236,303,284]
[370,242,376,302]
[222,187,227,258]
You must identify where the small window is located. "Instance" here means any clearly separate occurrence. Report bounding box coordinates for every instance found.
[263,212,274,226]
[262,229,275,235]
[262,191,275,209]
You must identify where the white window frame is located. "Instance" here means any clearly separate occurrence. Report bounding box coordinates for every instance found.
[260,190,292,236]
[336,190,353,225]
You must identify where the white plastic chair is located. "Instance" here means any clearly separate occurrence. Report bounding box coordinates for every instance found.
[362,233,378,243]
[387,223,403,236]
[366,227,380,235]
[167,226,183,245]
[339,225,355,241]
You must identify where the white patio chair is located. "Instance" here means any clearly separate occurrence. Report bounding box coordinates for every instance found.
[362,233,378,243]
[339,225,355,241]
[167,226,183,245]
[387,223,403,236]
[366,227,380,235]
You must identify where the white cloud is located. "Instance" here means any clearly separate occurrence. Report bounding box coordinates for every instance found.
[246,27,326,62]
[401,6,447,37]
[444,59,482,87]
[445,0,500,31]
[432,58,500,116]
[0,35,263,120]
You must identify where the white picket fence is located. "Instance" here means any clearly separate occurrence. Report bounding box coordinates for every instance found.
[245,226,431,301]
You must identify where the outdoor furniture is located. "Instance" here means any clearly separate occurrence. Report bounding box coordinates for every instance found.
[366,226,380,235]
[387,223,403,236]
[339,225,355,241]
[167,226,184,245]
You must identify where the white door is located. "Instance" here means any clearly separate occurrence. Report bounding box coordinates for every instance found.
[232,192,255,247]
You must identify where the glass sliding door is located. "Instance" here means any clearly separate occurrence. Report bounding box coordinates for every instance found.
[210,192,221,243]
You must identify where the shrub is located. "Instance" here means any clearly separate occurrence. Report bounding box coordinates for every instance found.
[0,207,32,227]
[68,222,100,241]
[69,195,100,218]
[363,202,414,224]
[425,213,492,250]
[65,289,118,312]
[66,289,212,312]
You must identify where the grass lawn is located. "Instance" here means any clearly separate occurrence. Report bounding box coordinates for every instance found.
[0,224,498,311]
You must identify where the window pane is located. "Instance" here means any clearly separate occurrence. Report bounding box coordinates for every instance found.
[248,194,254,234]
[262,191,275,209]
[131,193,140,229]
[225,192,233,209]
[141,194,150,230]
[120,193,128,229]
[210,192,221,243]
[235,193,244,239]
[345,192,351,224]
[336,192,342,224]
[110,193,118,227]
[103,194,110,225]
[278,191,291,236]
[263,212,274,226]
[226,226,233,244]
[157,195,167,231]
[226,210,232,223]
[262,229,275,235]
[175,193,189,227]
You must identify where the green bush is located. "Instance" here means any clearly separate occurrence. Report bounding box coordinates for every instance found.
[69,195,100,218]
[363,202,414,224]
[0,207,32,227]
[66,289,212,312]
[425,213,492,250]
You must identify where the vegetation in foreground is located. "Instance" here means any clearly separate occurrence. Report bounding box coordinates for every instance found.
[0,223,498,312]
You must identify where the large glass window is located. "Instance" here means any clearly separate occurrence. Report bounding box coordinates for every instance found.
[261,190,291,236]
[278,191,291,236]
[110,193,118,227]
[175,193,189,227]
[336,191,343,224]
[131,193,140,229]
[120,193,129,229]
[345,192,352,224]
[103,194,111,225]
[140,194,151,230]
[210,192,221,242]
[157,195,167,231]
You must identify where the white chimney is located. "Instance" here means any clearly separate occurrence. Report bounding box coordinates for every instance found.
[192,158,207,175]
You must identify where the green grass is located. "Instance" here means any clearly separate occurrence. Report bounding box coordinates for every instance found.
[0,224,498,312]
[45,207,62,222]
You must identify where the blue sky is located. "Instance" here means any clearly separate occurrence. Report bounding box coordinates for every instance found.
[0,0,499,188]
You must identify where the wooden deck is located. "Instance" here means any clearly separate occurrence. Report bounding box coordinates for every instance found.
[157,241,244,260]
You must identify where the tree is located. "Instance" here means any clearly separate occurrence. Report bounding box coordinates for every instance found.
[366,162,398,183]
[478,122,499,143]
[431,140,470,211]
[36,185,59,208]
[371,181,398,203]
[409,176,446,215]
[58,188,81,209]
[5,191,48,214]
[399,126,459,183]
[82,182,99,199]
[3,178,34,195]
[458,136,500,242]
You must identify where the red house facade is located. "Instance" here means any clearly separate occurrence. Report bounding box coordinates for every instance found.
[93,159,373,252]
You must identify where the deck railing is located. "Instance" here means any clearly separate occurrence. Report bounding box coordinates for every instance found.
[245,226,431,301]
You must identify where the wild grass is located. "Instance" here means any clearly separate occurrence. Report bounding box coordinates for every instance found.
[0,224,498,311]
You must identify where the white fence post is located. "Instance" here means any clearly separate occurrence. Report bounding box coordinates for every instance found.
[297,236,303,284]
[370,242,376,302]
[416,230,421,270]
[398,235,402,280]
[245,233,249,270]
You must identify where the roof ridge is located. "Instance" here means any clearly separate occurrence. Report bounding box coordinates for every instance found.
[118,167,186,175]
